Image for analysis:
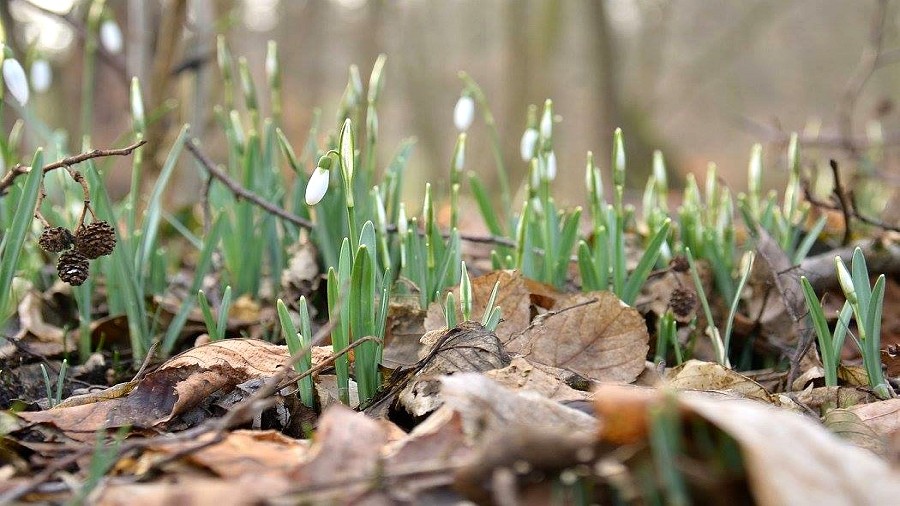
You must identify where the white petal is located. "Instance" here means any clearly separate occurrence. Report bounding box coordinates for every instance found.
[453,95,475,131]
[539,109,552,138]
[520,128,538,161]
[30,59,52,93]
[545,151,557,181]
[2,59,29,106]
[305,168,330,205]
[100,20,124,54]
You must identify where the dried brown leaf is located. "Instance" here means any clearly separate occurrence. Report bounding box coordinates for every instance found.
[424,270,538,342]
[484,356,593,402]
[594,384,900,506]
[666,360,780,404]
[505,292,649,383]
[399,322,510,416]
[823,408,887,456]
[849,398,900,440]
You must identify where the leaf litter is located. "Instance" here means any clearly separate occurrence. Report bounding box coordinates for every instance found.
[3,264,900,504]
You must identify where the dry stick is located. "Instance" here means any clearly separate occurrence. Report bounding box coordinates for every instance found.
[185,137,517,248]
[185,138,314,230]
[801,179,900,235]
[829,159,855,246]
[0,140,147,196]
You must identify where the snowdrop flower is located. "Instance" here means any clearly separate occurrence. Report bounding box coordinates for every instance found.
[520,128,538,161]
[453,133,467,173]
[453,94,475,131]
[2,58,29,106]
[544,151,557,181]
[305,167,330,205]
[100,19,123,54]
[834,257,857,305]
[30,59,52,93]
[539,100,553,138]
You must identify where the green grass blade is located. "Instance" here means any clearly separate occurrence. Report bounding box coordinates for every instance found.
[161,215,226,353]
[137,125,189,274]
[197,290,219,341]
[800,276,837,386]
[0,149,43,327]
[622,219,671,304]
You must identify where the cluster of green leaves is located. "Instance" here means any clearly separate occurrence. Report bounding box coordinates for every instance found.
[801,247,889,398]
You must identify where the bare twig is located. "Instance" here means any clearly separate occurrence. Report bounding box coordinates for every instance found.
[802,169,900,237]
[185,138,315,230]
[829,160,854,245]
[0,140,147,196]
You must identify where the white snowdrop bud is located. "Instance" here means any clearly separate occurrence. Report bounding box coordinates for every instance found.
[30,59,52,93]
[544,151,557,181]
[453,95,475,131]
[100,19,123,54]
[834,256,857,305]
[520,128,538,161]
[2,58,29,106]
[539,100,553,138]
[305,167,330,206]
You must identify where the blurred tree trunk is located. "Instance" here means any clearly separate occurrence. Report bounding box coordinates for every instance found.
[504,0,532,188]
[588,0,619,174]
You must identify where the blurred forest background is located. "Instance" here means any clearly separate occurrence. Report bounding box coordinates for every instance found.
[2,0,900,215]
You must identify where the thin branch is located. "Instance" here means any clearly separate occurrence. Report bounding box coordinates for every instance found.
[185,138,315,230]
[829,159,854,245]
[0,140,147,196]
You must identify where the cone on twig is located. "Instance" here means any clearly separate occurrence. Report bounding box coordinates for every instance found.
[38,226,74,253]
[74,221,116,259]
[57,250,90,286]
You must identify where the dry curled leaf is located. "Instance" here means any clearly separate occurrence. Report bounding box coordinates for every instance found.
[17,339,292,437]
[823,408,887,456]
[505,292,649,383]
[399,322,510,416]
[484,356,593,403]
[594,384,900,506]
[667,359,780,405]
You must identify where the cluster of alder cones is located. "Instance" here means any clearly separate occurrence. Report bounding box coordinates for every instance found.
[38,221,116,285]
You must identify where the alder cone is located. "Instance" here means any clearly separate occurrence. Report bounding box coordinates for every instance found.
[669,288,697,321]
[38,226,74,253]
[74,221,116,259]
[57,250,90,286]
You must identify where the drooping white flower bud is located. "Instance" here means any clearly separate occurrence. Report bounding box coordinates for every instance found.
[454,94,475,131]
[100,19,124,54]
[30,59,52,93]
[305,167,330,205]
[539,99,553,139]
[834,256,857,306]
[520,128,538,161]
[2,58,29,106]
[544,151,557,181]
